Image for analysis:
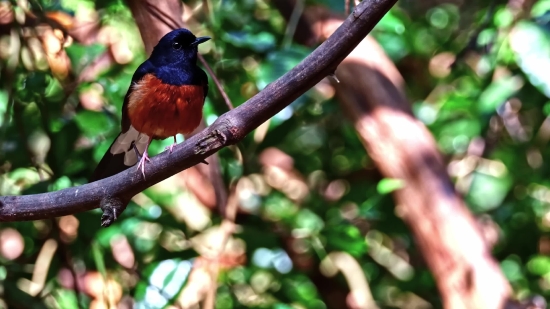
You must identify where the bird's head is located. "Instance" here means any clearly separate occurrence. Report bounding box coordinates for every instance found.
[149,28,210,66]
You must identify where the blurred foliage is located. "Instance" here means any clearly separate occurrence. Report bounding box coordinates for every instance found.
[0,0,550,308]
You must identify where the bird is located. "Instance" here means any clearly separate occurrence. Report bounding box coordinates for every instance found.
[90,28,210,181]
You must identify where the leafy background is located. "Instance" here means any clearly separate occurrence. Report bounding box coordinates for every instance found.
[1,0,550,308]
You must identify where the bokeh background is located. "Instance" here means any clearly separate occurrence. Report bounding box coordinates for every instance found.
[1,0,550,308]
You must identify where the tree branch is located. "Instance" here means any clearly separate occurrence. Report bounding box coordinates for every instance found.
[0,0,397,222]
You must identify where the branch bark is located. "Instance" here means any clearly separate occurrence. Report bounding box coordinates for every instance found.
[273,3,530,309]
[0,0,397,222]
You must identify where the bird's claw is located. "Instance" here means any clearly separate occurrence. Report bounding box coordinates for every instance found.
[136,152,151,179]
[165,136,177,154]
[165,143,177,153]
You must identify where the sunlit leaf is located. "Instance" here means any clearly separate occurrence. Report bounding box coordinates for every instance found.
[74,110,113,136]
[510,21,550,98]
[377,178,405,194]
[527,255,550,276]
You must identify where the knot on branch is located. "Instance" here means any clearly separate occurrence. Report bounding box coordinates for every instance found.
[100,196,128,227]
[195,129,228,155]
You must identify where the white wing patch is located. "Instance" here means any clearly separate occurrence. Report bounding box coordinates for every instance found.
[110,126,149,166]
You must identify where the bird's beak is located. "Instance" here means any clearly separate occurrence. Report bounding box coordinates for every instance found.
[191,36,211,47]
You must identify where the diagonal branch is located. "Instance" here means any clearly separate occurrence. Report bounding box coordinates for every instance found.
[0,0,397,223]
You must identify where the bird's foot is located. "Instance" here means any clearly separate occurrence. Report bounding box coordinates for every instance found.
[165,142,177,153]
[165,136,177,154]
[136,152,151,179]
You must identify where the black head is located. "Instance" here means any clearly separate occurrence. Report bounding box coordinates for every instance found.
[149,28,210,66]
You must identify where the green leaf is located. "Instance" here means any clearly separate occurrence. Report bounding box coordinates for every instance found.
[527,255,550,276]
[510,21,550,98]
[494,8,514,28]
[377,178,405,194]
[92,241,107,278]
[376,10,406,33]
[478,76,523,113]
[467,171,512,212]
[224,31,276,52]
[501,259,523,281]
[74,110,113,137]
[263,194,299,221]
[531,0,550,18]
[294,209,324,234]
[54,290,80,309]
[324,225,367,257]
[48,176,72,191]
[257,47,310,90]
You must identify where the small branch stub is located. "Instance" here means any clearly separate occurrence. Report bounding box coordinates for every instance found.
[100,196,128,227]
[328,72,340,83]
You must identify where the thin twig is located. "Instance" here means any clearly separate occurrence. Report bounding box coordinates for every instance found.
[202,0,215,25]
[345,0,350,15]
[205,142,228,215]
[283,0,304,48]
[144,1,181,30]
[198,54,234,110]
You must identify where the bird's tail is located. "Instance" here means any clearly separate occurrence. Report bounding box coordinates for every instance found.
[89,127,149,182]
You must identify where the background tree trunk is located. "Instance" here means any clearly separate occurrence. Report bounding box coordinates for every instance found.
[272,3,530,308]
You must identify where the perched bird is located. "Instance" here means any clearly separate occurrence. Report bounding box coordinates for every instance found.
[90,28,210,181]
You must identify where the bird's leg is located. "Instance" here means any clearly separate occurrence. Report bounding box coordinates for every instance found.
[131,142,141,159]
[136,136,152,179]
[165,136,177,153]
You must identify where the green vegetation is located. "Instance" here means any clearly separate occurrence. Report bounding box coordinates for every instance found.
[1,0,550,308]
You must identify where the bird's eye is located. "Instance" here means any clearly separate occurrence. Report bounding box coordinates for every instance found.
[172,42,182,50]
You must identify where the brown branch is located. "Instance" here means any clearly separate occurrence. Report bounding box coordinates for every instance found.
[202,142,228,214]
[338,38,511,309]
[273,3,535,309]
[0,0,397,224]
[186,121,229,216]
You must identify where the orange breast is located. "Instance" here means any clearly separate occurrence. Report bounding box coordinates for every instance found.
[126,74,205,139]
